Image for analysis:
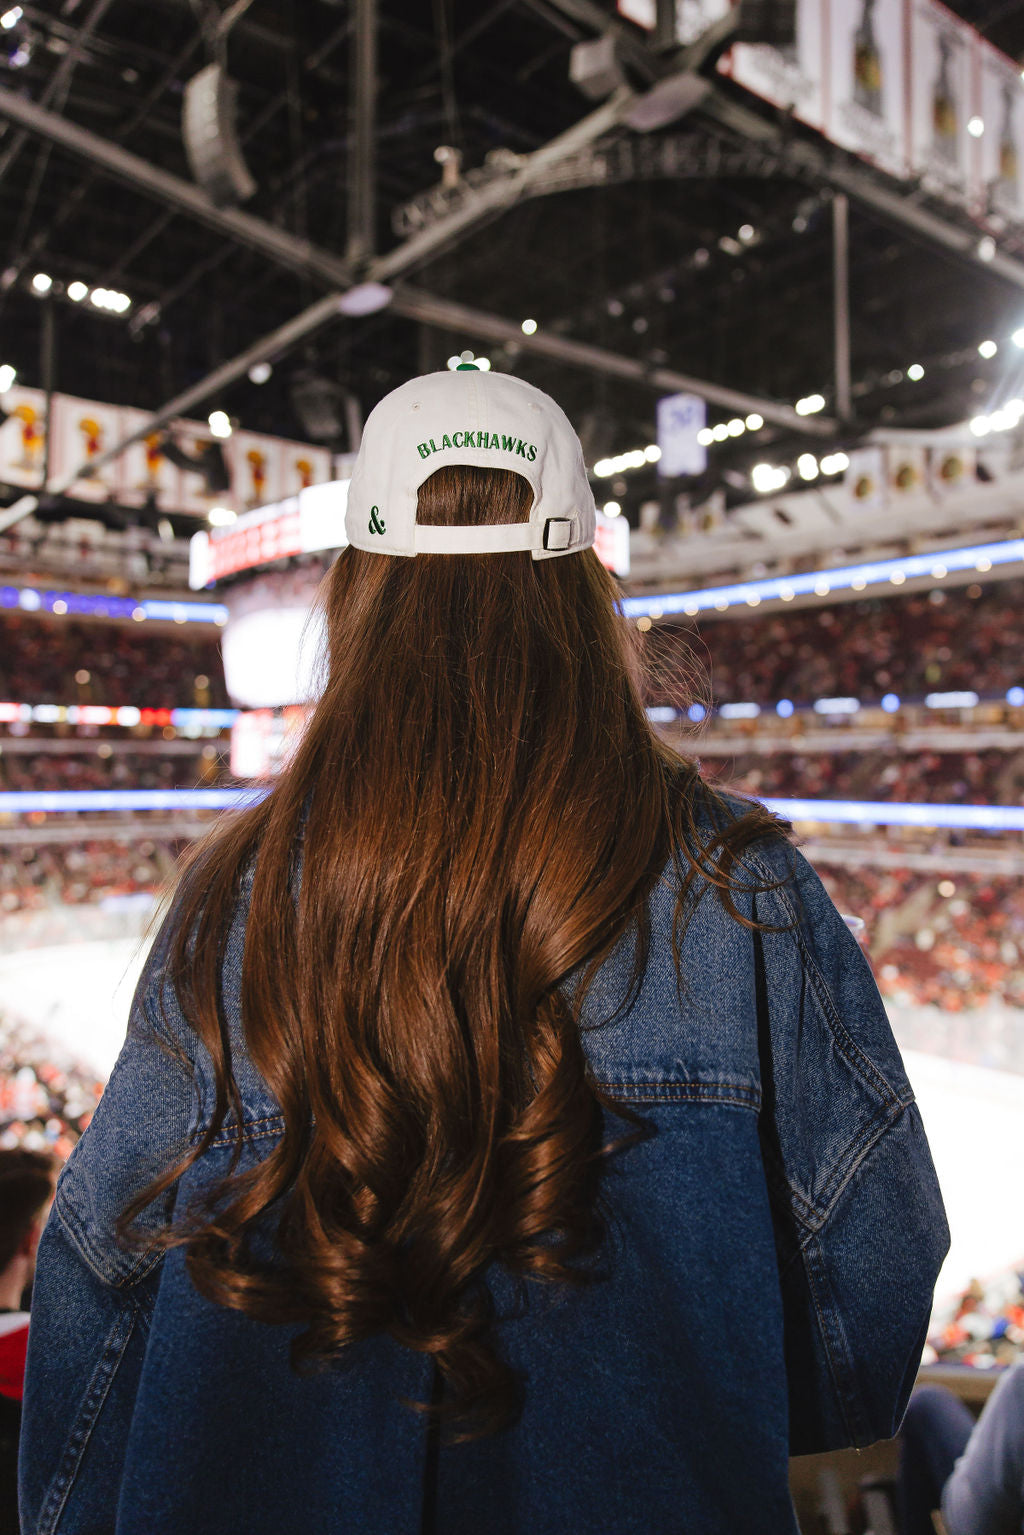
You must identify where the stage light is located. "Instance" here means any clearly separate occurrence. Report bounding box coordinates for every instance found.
[644,444,661,461]
[967,116,984,137]
[751,462,789,493]
[907,363,924,380]
[602,501,621,516]
[248,361,272,384]
[978,236,997,262]
[1014,328,1024,349]
[0,8,22,28]
[797,453,819,481]
[66,281,87,302]
[795,393,825,416]
[737,224,756,243]
[31,273,52,294]
[208,410,232,439]
[712,423,729,441]
[745,413,763,430]
[0,363,14,392]
[697,428,714,446]
[820,452,849,474]
[978,339,998,358]
[727,418,745,436]
[521,318,537,335]
[970,415,991,436]
[208,506,237,526]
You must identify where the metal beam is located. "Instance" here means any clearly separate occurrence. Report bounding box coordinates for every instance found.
[390,286,835,434]
[0,83,356,288]
[346,0,377,265]
[832,192,852,424]
[0,66,827,535]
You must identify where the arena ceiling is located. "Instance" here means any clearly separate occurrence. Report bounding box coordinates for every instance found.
[3,0,1024,533]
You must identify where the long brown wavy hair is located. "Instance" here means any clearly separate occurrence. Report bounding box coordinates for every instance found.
[120,464,792,1438]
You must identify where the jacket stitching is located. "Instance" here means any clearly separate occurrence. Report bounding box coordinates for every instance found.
[597,1081,760,1109]
[36,1297,140,1535]
[53,1186,162,1291]
[745,849,904,1109]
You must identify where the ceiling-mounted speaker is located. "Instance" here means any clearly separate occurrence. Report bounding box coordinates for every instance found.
[733,0,796,48]
[182,63,257,207]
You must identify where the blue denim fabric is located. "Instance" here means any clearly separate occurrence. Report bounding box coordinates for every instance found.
[19,796,950,1534]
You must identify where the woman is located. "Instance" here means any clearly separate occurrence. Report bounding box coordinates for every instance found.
[20,367,948,1534]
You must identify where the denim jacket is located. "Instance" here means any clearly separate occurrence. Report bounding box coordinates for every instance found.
[19,798,949,1535]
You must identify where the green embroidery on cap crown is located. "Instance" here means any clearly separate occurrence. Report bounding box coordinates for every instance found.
[416,431,538,462]
[368,505,386,535]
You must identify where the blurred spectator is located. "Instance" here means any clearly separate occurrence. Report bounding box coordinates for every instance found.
[898,1361,1024,1534]
[0,615,228,708]
[651,578,1024,708]
[702,748,1024,806]
[0,838,181,913]
[0,1147,56,1532]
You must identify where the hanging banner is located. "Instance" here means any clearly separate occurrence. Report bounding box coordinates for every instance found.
[908,0,975,206]
[845,446,888,511]
[828,0,908,179]
[279,443,332,499]
[116,407,181,510]
[0,386,47,489]
[977,38,1024,223]
[50,394,122,503]
[718,0,825,134]
[656,392,707,477]
[228,431,283,512]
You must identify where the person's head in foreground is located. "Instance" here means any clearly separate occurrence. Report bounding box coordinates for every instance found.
[0,1149,55,1310]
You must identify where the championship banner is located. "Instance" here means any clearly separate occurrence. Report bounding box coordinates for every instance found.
[165,417,228,517]
[280,443,332,499]
[976,38,1024,222]
[228,431,284,512]
[50,394,122,502]
[718,0,825,133]
[845,446,888,511]
[0,386,47,489]
[908,0,975,206]
[117,406,181,510]
[827,0,908,179]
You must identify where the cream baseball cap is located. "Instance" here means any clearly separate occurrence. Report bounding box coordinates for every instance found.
[344,365,596,559]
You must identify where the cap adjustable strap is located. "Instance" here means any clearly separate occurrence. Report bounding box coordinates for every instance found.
[413,516,577,555]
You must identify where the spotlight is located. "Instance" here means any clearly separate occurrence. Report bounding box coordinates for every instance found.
[248,361,272,385]
[67,281,88,302]
[745,413,764,430]
[207,506,237,527]
[795,393,825,416]
[978,236,997,262]
[978,339,998,359]
[0,363,14,392]
[737,223,757,243]
[31,273,52,294]
[0,7,22,28]
[797,453,819,481]
[727,418,745,437]
[521,318,538,335]
[907,363,924,380]
[208,410,232,439]
[602,501,621,517]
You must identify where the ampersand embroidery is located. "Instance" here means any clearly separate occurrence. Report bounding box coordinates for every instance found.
[368,505,386,535]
